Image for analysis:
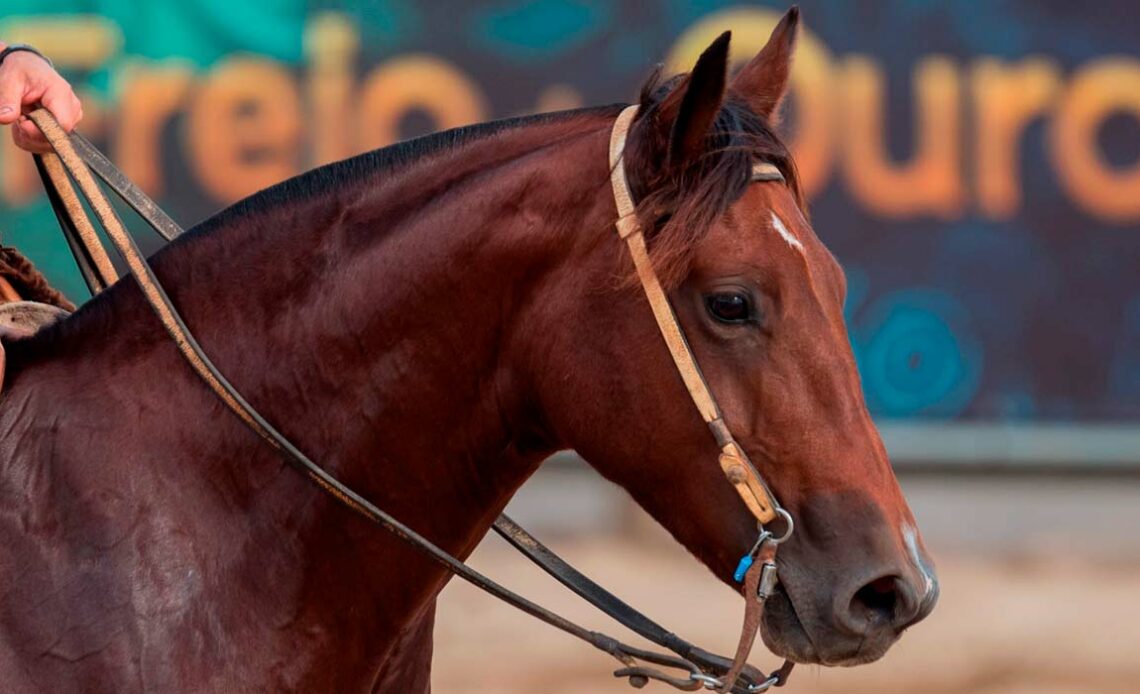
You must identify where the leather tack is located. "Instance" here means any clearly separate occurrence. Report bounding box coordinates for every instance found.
[609,105,784,528]
[28,106,795,693]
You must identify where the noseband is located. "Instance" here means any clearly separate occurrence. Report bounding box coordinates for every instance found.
[25,107,797,693]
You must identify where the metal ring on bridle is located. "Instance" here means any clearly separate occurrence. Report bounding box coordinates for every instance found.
[767,508,794,544]
[747,530,772,557]
[746,674,782,692]
[689,668,781,692]
[689,672,724,689]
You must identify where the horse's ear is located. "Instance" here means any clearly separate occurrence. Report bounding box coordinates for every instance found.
[657,30,731,170]
[730,6,799,122]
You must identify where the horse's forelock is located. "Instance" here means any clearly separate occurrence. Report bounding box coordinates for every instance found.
[625,71,806,289]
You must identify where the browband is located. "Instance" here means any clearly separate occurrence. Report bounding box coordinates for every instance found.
[608,105,782,525]
[751,162,784,182]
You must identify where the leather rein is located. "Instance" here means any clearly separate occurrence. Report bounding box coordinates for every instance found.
[25,106,795,693]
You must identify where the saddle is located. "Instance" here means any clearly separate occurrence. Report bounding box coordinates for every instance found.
[0,244,75,390]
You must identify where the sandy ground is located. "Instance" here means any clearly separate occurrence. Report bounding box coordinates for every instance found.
[433,528,1140,693]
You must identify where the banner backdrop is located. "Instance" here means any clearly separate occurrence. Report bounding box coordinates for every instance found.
[2,1,1140,429]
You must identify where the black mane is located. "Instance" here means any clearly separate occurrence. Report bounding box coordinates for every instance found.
[5,105,622,367]
[194,106,621,237]
[11,75,802,362]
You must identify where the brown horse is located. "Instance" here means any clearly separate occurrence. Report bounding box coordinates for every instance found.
[0,9,935,692]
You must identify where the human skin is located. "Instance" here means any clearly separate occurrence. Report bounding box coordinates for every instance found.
[0,42,83,153]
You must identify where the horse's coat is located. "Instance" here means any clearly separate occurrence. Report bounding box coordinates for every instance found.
[0,9,935,692]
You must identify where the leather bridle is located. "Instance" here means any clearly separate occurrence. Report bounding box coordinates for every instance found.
[608,104,796,692]
[609,105,790,530]
[24,107,797,693]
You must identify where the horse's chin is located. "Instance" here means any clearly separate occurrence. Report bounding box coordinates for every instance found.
[759,585,897,667]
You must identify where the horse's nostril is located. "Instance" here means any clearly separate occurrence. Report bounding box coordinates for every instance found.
[850,576,901,625]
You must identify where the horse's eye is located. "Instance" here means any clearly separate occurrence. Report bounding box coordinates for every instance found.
[705,292,753,324]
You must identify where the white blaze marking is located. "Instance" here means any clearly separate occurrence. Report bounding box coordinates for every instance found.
[903,523,936,598]
[770,211,803,253]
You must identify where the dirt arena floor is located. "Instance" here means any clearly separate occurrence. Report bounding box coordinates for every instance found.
[433,505,1140,693]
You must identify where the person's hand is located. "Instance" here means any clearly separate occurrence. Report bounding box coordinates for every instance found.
[0,46,83,153]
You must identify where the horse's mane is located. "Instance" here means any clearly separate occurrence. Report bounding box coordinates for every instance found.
[9,69,802,363]
[185,69,803,292]
[5,107,619,365]
[192,106,621,239]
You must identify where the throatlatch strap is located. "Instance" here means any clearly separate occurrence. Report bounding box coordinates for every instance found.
[607,105,779,525]
[26,107,784,694]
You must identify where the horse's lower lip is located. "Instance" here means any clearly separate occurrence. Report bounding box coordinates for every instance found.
[760,583,817,663]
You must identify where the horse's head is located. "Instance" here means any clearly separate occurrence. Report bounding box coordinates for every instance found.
[534,8,936,667]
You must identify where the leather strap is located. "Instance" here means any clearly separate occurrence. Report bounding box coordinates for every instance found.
[608,107,797,692]
[26,108,788,693]
[32,156,105,295]
[608,105,780,525]
[751,162,783,182]
[718,541,782,693]
[33,153,120,292]
[493,515,777,687]
[67,131,183,243]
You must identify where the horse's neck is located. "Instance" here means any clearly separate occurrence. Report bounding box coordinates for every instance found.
[0,114,613,686]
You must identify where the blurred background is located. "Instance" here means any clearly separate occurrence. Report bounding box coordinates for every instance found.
[2,1,1139,692]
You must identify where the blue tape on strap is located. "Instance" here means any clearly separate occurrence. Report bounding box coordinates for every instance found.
[733,554,753,583]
